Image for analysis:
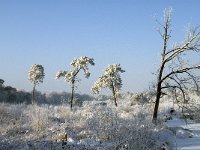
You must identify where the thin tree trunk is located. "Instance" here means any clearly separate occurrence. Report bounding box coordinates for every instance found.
[111,82,117,107]
[152,17,169,123]
[32,83,36,105]
[153,63,165,123]
[153,82,162,124]
[70,80,75,111]
[153,59,167,124]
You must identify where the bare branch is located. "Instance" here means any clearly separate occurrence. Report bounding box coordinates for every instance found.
[174,74,187,89]
[153,8,200,122]
[185,71,199,91]
[162,84,187,104]
[165,27,200,63]
[161,65,200,83]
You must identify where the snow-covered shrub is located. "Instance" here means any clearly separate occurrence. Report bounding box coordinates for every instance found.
[51,105,72,122]
[0,103,26,133]
[163,89,200,121]
[121,91,156,106]
[183,90,200,121]
[85,106,118,141]
[26,105,49,134]
[0,101,174,150]
[121,126,160,150]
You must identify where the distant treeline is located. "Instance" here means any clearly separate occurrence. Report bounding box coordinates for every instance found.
[0,80,98,105]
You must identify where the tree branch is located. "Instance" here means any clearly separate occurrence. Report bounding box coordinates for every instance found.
[161,65,200,83]
[185,71,199,91]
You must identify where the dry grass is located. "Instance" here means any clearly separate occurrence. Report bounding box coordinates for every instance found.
[0,101,172,149]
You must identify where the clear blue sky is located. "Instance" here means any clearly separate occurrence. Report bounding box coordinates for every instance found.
[0,1,200,94]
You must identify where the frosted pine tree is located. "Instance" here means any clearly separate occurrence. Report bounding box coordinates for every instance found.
[92,64,125,106]
[56,56,95,110]
[28,64,45,105]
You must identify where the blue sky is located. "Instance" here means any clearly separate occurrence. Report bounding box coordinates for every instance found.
[0,1,200,95]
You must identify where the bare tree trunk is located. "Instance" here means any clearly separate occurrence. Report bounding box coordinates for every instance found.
[32,83,36,105]
[153,82,162,123]
[70,80,75,111]
[153,18,169,123]
[153,61,166,123]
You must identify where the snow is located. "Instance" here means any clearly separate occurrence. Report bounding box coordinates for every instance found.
[78,138,99,147]
[166,118,187,128]
[166,118,200,150]
[176,138,200,150]
[1,96,200,150]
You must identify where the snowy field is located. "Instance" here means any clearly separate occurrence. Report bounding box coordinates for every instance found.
[166,118,200,150]
[1,93,200,150]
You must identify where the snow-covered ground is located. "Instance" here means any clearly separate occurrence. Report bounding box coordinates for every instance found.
[1,95,200,150]
[166,117,200,150]
[0,101,167,149]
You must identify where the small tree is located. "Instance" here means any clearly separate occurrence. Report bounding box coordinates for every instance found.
[153,8,200,123]
[56,56,95,110]
[92,64,125,106]
[28,64,45,105]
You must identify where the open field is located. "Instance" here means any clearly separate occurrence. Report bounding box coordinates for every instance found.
[1,92,200,150]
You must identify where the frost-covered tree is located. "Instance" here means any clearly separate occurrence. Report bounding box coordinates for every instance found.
[92,64,125,106]
[28,64,45,105]
[153,8,200,123]
[56,56,95,110]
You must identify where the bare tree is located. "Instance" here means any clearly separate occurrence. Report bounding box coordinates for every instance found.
[153,8,200,123]
[28,64,45,105]
[56,56,95,110]
[92,64,125,106]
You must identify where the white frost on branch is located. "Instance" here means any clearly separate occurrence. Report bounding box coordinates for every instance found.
[56,56,95,109]
[28,64,45,84]
[92,64,125,95]
[56,56,95,84]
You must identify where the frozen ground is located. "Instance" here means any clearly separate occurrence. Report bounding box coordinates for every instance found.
[1,95,200,150]
[0,101,171,150]
[166,118,200,150]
